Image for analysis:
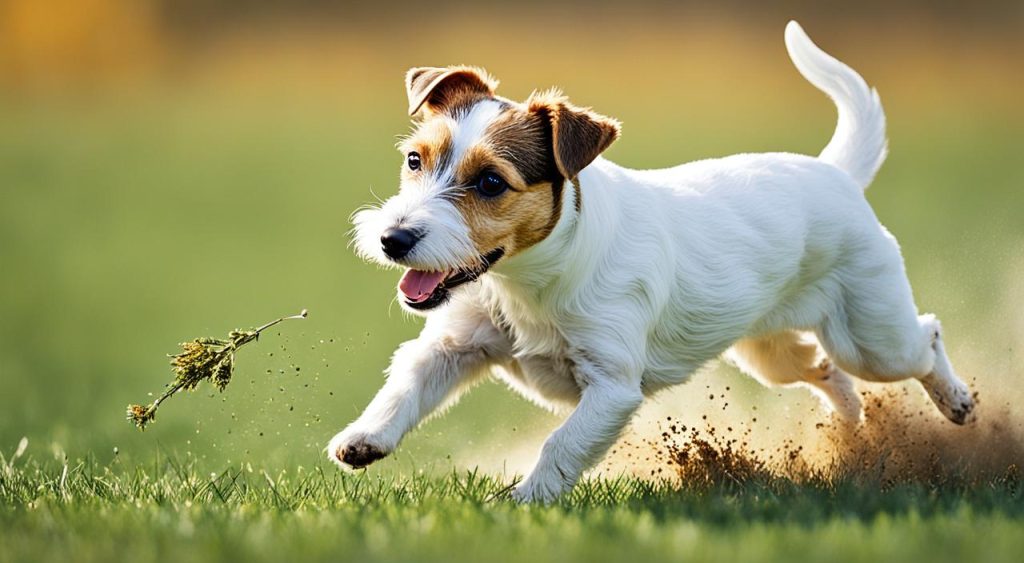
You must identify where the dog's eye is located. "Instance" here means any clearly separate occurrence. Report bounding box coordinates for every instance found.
[475,172,508,198]
[406,152,421,171]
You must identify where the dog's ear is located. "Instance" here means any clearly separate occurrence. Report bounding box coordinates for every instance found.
[405,66,498,116]
[528,89,621,180]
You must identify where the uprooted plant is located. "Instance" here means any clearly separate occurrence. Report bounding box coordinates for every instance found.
[127,309,307,430]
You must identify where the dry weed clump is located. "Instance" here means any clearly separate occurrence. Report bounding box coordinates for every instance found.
[127,309,307,430]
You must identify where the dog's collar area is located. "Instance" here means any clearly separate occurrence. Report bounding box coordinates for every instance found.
[403,248,505,310]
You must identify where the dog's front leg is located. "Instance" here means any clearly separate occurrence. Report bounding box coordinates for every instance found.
[513,378,643,503]
[327,309,506,468]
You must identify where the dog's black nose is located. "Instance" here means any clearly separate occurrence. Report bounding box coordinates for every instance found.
[381,228,419,259]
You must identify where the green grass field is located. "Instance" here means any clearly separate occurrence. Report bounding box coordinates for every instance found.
[2,454,1022,563]
[2,16,1023,562]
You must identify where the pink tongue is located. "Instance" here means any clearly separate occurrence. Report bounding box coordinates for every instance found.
[399,269,448,303]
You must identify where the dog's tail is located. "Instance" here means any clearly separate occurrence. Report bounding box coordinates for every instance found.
[785,21,888,190]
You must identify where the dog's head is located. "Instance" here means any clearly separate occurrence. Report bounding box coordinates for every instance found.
[352,66,621,313]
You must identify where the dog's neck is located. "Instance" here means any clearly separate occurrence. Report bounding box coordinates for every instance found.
[489,177,580,288]
[482,157,621,306]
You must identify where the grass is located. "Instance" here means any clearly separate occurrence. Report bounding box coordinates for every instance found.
[2,454,1022,563]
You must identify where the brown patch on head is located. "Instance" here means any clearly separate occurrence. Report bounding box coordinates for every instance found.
[406,66,498,117]
[450,103,567,258]
[483,105,560,186]
[456,175,568,259]
[449,93,619,258]
[398,71,622,264]
[397,98,565,260]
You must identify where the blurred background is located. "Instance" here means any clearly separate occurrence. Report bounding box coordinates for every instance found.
[1,0,1022,475]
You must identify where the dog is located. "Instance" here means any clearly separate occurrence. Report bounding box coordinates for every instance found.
[328,21,976,503]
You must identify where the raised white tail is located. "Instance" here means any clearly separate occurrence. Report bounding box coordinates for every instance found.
[785,21,888,189]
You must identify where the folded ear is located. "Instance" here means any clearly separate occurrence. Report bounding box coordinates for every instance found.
[528,89,621,180]
[405,66,498,116]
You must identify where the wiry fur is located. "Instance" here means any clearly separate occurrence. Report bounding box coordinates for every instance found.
[329,21,976,503]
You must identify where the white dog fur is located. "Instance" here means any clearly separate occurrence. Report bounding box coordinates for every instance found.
[328,21,976,503]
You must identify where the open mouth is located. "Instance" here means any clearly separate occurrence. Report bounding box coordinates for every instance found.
[398,248,505,310]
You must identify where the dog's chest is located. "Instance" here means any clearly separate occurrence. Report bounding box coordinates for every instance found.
[486,292,585,404]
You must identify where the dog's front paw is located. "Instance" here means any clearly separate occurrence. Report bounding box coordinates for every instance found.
[339,441,388,468]
[327,432,391,469]
[511,467,574,504]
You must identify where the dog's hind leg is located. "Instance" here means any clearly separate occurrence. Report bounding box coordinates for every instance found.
[727,331,863,423]
[820,311,974,424]
[814,246,975,424]
[917,317,976,424]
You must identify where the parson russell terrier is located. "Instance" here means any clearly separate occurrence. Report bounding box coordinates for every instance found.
[328,21,976,502]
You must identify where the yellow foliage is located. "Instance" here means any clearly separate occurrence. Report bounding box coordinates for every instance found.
[0,0,163,84]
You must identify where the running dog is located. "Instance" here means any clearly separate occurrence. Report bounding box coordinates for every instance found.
[328,21,976,503]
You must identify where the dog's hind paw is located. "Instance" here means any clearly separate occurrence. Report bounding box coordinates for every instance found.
[918,373,976,425]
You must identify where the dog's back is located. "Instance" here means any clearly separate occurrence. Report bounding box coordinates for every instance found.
[568,152,878,391]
